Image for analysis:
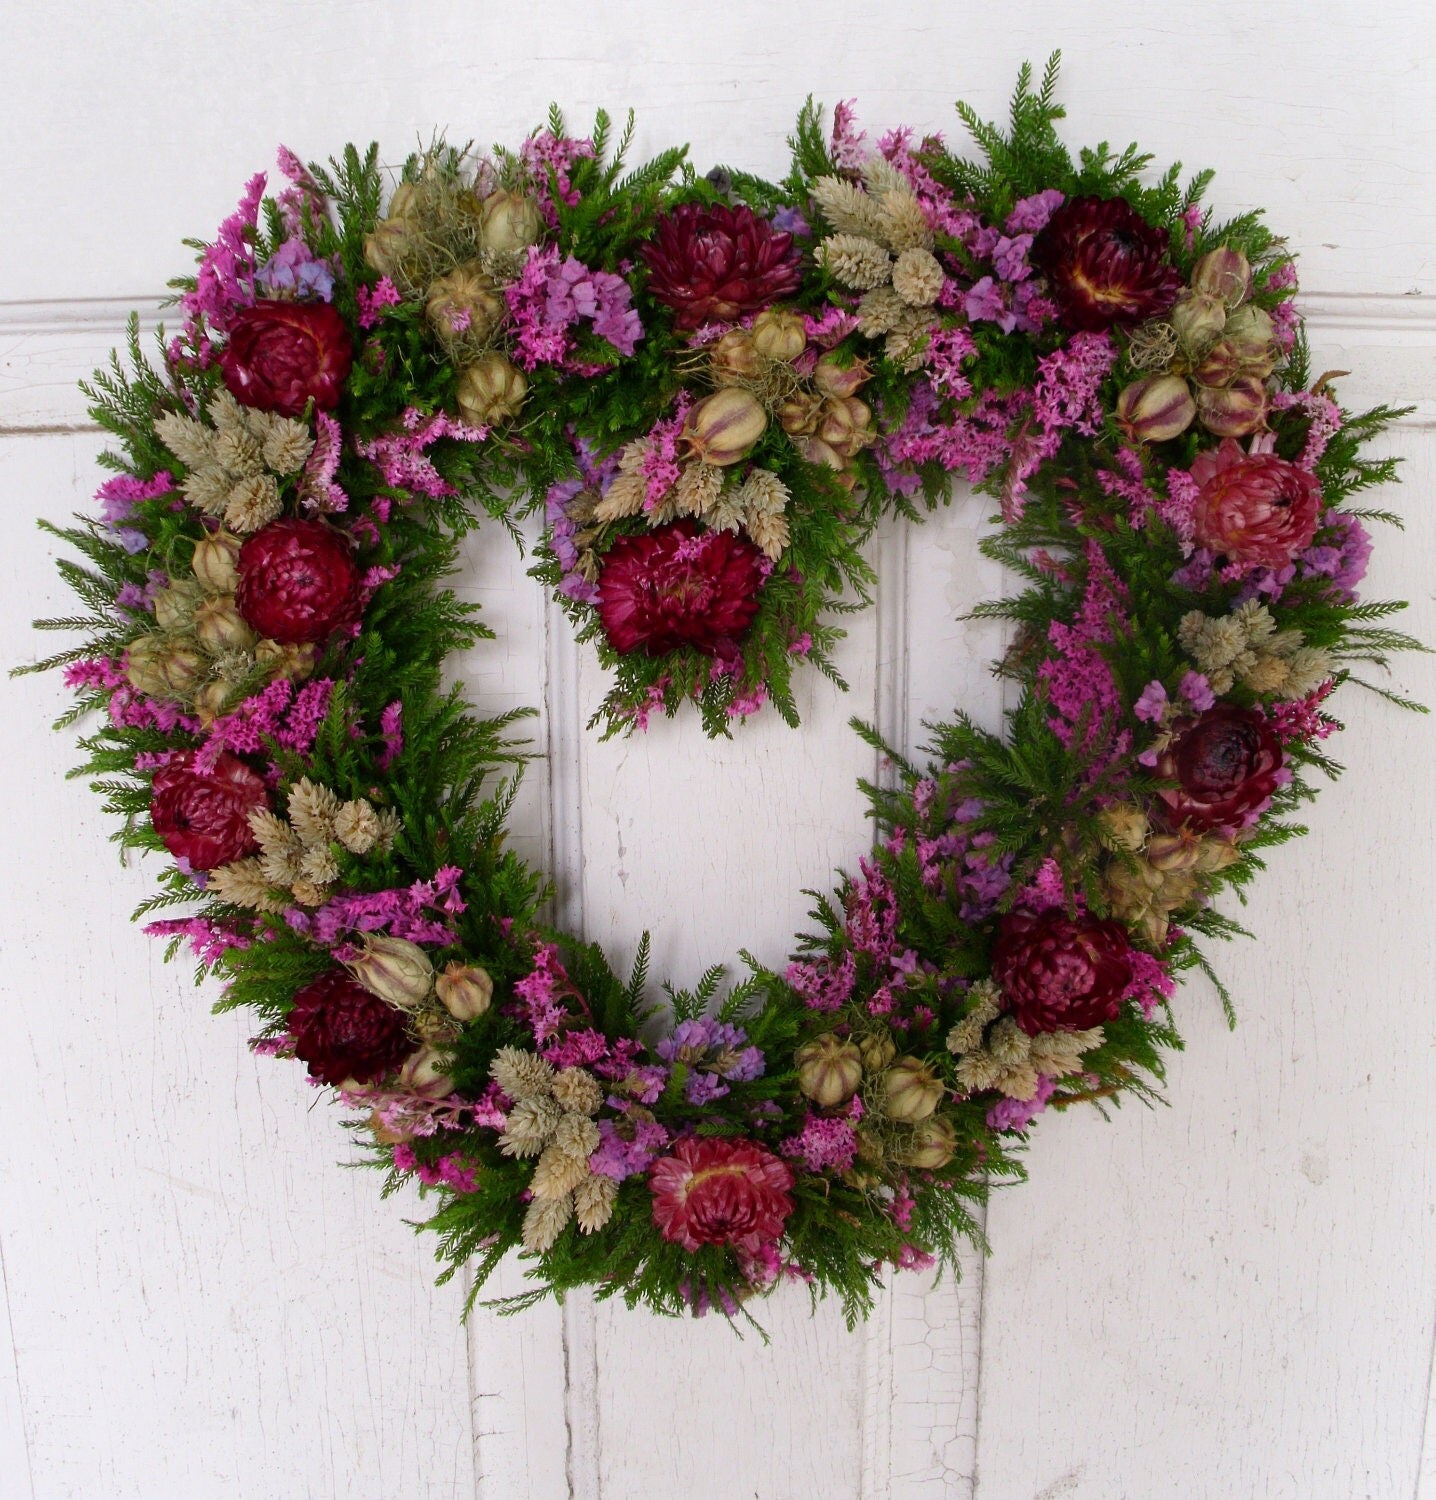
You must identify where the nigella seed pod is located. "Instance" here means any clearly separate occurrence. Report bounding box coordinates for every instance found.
[397,1046,456,1100]
[794,1034,864,1108]
[425,262,505,346]
[345,935,436,1010]
[455,353,528,426]
[192,531,243,593]
[156,640,205,696]
[812,353,873,399]
[193,595,259,655]
[1190,246,1253,309]
[777,392,823,437]
[880,1057,945,1123]
[1196,374,1270,437]
[749,308,807,363]
[435,961,494,1022]
[896,1115,958,1170]
[1169,291,1228,356]
[817,396,874,459]
[708,330,764,385]
[858,1032,897,1074]
[1221,305,1276,376]
[1115,374,1196,444]
[478,190,544,255]
[152,580,205,631]
[681,388,768,466]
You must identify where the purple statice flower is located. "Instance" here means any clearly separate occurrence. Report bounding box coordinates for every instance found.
[199,676,334,763]
[1097,447,1161,528]
[785,951,856,1012]
[1300,512,1371,603]
[782,1114,859,1173]
[656,1017,765,1104]
[991,232,1035,282]
[1134,680,1169,723]
[1006,189,1065,234]
[987,1074,1056,1133]
[255,238,336,300]
[962,275,1015,330]
[771,206,811,238]
[107,684,201,736]
[506,245,643,370]
[359,407,487,502]
[590,1115,671,1181]
[181,172,266,340]
[62,657,126,693]
[1179,671,1216,712]
[96,471,175,528]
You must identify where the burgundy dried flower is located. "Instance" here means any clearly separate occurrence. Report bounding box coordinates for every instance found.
[991,909,1134,1036]
[287,967,415,1086]
[220,300,353,417]
[149,749,269,871]
[641,203,802,331]
[1031,195,1183,332]
[235,518,361,645]
[596,521,764,656]
[1156,704,1285,833]
[1190,439,1324,567]
[649,1136,795,1254]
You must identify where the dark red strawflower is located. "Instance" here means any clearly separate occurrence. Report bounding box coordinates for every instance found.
[641,203,802,331]
[235,518,361,645]
[1031,195,1183,332]
[596,521,765,657]
[219,300,353,417]
[1157,704,1285,833]
[1190,439,1324,567]
[991,909,1134,1036]
[149,749,268,871]
[287,967,415,1086]
[649,1136,795,1254]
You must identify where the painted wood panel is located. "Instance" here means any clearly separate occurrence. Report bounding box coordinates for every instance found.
[2,5,1434,1496]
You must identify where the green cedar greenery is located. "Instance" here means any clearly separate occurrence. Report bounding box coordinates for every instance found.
[18,59,1424,1328]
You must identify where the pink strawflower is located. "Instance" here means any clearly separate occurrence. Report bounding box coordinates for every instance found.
[649,1136,795,1254]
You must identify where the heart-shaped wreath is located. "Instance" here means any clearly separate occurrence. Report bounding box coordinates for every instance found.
[25,60,1419,1324]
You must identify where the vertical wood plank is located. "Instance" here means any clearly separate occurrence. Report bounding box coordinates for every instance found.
[2,433,479,1500]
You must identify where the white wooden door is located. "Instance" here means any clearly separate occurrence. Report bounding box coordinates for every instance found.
[3,5,1434,1497]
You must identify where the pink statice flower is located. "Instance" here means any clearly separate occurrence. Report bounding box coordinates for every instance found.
[357,277,402,328]
[180,172,266,343]
[785,950,856,1012]
[359,407,488,502]
[782,1114,859,1174]
[299,412,349,513]
[829,99,869,170]
[519,129,597,225]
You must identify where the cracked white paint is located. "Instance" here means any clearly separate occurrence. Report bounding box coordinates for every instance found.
[3,5,1436,1497]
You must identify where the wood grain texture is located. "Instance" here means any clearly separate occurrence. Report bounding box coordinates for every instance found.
[2,7,1434,1495]
[3,436,479,1500]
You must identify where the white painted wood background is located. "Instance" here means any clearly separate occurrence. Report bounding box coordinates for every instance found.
[2,4,1433,1496]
